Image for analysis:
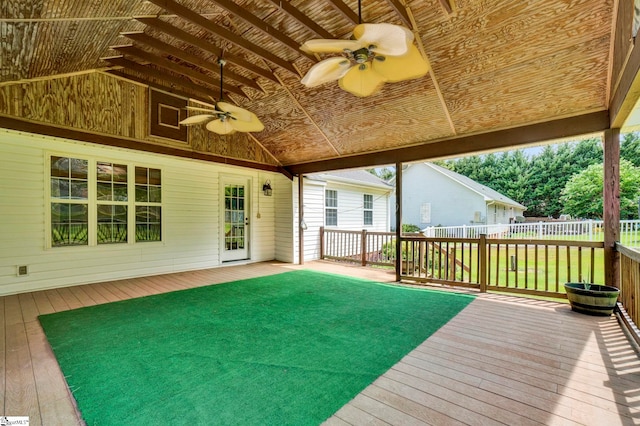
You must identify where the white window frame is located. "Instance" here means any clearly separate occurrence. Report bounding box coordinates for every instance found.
[46,153,163,248]
[325,189,338,227]
[363,194,373,226]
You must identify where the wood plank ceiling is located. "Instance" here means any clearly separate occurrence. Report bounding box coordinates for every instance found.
[0,0,616,173]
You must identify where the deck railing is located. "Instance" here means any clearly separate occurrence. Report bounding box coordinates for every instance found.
[321,228,604,298]
[617,243,640,346]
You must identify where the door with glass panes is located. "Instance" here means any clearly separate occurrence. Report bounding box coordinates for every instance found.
[221,177,250,261]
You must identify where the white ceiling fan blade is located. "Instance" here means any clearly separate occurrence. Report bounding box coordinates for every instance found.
[353,23,413,57]
[230,113,265,133]
[372,44,430,83]
[300,39,362,54]
[217,101,253,122]
[339,63,386,97]
[206,119,235,135]
[301,57,352,88]
[180,114,216,125]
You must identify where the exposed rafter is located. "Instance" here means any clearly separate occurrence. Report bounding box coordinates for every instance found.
[204,0,316,62]
[111,45,247,98]
[145,0,299,75]
[263,0,334,39]
[438,0,454,14]
[136,17,279,83]
[103,56,218,98]
[384,0,411,27]
[121,32,261,91]
[324,0,359,25]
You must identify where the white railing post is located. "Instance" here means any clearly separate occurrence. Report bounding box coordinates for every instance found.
[463,224,467,238]
[538,222,543,239]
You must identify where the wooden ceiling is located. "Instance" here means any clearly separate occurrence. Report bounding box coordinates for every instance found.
[0,0,624,174]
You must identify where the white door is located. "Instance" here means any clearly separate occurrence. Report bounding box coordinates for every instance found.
[221,177,250,262]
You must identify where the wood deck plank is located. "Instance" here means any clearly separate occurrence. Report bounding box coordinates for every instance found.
[5,322,40,423]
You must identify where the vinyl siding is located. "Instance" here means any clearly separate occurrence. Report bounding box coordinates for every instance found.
[302,177,390,262]
[0,129,290,296]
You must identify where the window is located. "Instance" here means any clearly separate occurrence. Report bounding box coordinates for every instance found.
[325,189,337,226]
[49,155,162,247]
[135,167,162,242]
[363,194,373,226]
[51,156,89,246]
[97,162,128,244]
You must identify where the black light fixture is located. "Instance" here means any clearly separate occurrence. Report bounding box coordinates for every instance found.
[262,180,272,196]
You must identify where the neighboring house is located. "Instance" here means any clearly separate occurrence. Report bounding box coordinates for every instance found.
[390,162,526,229]
[302,170,392,262]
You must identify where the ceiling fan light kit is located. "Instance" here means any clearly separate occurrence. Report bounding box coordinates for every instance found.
[300,22,430,97]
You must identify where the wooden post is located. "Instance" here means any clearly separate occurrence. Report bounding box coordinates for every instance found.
[361,229,367,266]
[604,128,620,288]
[319,226,324,260]
[479,234,487,292]
[395,162,403,282]
[298,174,305,265]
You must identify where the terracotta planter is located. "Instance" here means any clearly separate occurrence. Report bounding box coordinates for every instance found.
[564,283,620,316]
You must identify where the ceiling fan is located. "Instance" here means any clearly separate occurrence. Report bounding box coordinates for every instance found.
[299,1,429,97]
[180,59,264,135]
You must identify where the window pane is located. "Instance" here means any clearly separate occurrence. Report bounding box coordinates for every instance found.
[51,156,69,177]
[326,209,337,226]
[113,164,128,183]
[97,182,112,201]
[148,168,161,185]
[148,186,161,203]
[70,159,88,179]
[364,210,373,225]
[70,180,88,199]
[113,183,128,201]
[136,185,148,202]
[97,162,112,182]
[135,167,148,184]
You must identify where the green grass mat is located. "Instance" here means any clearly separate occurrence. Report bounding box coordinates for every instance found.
[39,270,474,425]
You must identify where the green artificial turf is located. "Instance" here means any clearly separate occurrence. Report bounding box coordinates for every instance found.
[39,270,474,425]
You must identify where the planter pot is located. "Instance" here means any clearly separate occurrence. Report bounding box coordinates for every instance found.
[564,283,620,316]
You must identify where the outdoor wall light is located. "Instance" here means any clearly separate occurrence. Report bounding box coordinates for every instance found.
[262,180,272,196]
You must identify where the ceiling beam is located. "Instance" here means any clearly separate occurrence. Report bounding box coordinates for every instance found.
[384,0,411,27]
[103,56,219,98]
[111,45,246,98]
[285,111,611,175]
[146,0,299,75]
[136,17,279,83]
[122,32,261,91]
[204,0,316,62]
[325,0,359,25]
[263,0,334,39]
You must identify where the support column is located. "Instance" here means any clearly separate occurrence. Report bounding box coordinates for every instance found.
[298,174,305,265]
[603,128,620,288]
[395,162,402,282]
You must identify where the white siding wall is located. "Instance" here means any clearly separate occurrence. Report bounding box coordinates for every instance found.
[395,165,486,228]
[0,129,290,296]
[301,178,390,262]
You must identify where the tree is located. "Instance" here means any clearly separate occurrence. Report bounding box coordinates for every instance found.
[366,167,395,181]
[560,159,640,219]
[621,132,640,167]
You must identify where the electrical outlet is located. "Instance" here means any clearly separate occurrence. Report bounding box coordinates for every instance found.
[17,265,28,276]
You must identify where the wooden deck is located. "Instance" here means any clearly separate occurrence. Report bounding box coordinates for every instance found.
[2,261,639,425]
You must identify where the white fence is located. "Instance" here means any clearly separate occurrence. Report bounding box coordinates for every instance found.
[422,220,640,247]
